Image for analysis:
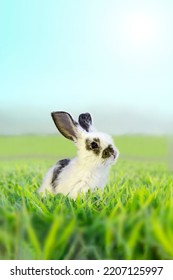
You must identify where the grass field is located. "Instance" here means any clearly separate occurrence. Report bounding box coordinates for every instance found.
[0,135,173,260]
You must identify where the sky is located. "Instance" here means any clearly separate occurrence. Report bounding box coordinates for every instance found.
[0,0,173,135]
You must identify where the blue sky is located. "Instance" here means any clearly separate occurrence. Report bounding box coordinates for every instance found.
[0,0,173,134]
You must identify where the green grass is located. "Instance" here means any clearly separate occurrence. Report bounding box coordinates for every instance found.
[0,135,173,260]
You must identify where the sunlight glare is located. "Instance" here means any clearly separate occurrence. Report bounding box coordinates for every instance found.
[104,8,160,61]
[124,12,158,48]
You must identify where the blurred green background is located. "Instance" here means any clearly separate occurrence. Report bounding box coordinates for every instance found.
[0,135,168,159]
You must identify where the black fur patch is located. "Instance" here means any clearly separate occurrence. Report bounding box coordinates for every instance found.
[102,145,115,159]
[85,138,101,155]
[51,159,70,188]
[78,113,92,132]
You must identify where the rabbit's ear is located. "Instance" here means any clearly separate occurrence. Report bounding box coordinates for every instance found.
[51,111,78,141]
[78,113,94,132]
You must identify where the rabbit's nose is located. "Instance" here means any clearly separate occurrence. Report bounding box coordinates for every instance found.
[113,149,119,159]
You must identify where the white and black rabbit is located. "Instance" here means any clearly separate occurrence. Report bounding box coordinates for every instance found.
[39,111,119,199]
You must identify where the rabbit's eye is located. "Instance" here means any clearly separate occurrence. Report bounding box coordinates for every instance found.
[91,141,98,149]
[85,138,100,155]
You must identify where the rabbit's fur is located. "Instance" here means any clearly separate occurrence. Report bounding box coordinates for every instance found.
[39,111,119,199]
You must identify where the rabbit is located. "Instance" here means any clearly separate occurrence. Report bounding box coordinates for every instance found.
[38,111,119,199]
